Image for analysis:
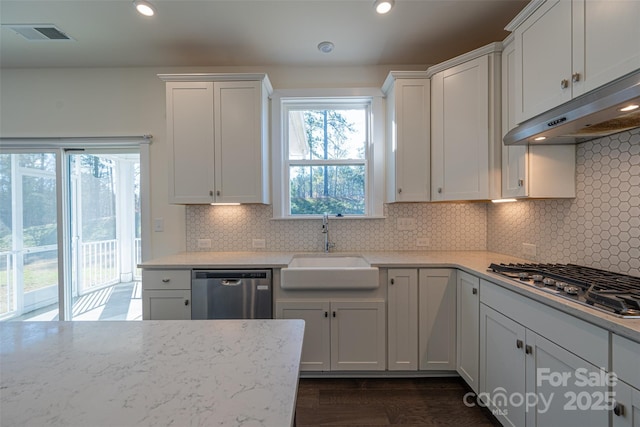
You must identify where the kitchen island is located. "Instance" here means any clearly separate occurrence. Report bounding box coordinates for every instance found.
[0,319,305,427]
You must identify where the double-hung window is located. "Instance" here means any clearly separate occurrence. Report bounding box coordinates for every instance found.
[275,92,383,218]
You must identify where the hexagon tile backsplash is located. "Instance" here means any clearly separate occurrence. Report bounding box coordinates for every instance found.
[186,128,639,277]
[186,201,487,253]
[488,128,640,277]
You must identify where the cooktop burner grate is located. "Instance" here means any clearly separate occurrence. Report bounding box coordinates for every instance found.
[488,263,640,318]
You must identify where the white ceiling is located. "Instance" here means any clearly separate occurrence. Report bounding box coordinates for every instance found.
[0,0,528,69]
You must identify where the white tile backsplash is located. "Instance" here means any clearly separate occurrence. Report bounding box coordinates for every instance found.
[186,202,487,252]
[488,128,640,277]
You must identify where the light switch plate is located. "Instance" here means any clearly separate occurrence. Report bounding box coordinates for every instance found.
[153,218,164,232]
[198,239,212,249]
[397,218,416,231]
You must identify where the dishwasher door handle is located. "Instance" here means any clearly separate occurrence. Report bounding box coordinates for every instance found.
[221,279,242,286]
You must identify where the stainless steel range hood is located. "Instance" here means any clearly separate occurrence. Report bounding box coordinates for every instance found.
[504,70,640,145]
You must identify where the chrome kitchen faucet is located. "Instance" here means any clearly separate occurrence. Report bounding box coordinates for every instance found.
[322,213,336,253]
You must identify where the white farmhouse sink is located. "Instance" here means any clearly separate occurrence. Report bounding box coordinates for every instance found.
[280,255,379,290]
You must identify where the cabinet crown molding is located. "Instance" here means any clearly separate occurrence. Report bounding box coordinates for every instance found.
[381,71,429,94]
[504,0,545,31]
[158,73,273,94]
[426,42,502,78]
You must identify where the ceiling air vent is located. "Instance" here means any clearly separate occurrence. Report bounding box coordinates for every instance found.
[3,24,74,41]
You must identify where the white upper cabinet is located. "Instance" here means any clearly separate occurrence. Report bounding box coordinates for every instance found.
[382,72,431,202]
[501,36,576,199]
[430,44,502,201]
[160,74,272,204]
[509,0,640,123]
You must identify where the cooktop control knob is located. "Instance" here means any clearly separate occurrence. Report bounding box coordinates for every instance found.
[556,281,568,290]
[532,274,544,282]
[564,286,579,295]
[543,278,556,286]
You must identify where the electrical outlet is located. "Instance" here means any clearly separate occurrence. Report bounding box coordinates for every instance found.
[252,239,266,249]
[197,239,212,249]
[153,218,164,232]
[522,243,537,257]
[397,218,416,231]
[416,237,430,247]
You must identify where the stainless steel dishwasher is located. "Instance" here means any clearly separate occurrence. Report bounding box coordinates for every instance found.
[191,270,272,319]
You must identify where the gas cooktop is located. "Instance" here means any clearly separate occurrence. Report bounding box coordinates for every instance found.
[488,263,640,318]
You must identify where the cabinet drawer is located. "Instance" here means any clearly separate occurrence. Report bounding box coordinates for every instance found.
[142,269,191,290]
[613,334,640,390]
[480,280,608,368]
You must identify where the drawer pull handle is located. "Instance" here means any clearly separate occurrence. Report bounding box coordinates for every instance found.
[560,79,569,89]
[472,288,477,295]
[390,278,395,285]
[525,345,533,355]
[516,339,523,349]
[162,278,170,283]
[184,299,189,306]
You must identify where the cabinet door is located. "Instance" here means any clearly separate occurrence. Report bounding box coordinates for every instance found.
[214,80,266,203]
[331,301,386,371]
[142,290,191,320]
[573,0,640,97]
[514,0,572,123]
[479,303,526,427]
[419,269,456,371]
[166,82,215,204]
[456,271,480,392]
[276,301,331,371]
[391,79,431,202]
[502,37,527,198]
[613,381,640,427]
[525,331,610,427]
[387,269,418,371]
[431,56,490,201]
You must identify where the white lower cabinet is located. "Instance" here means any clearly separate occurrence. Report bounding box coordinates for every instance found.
[613,334,640,427]
[387,268,457,372]
[276,300,385,372]
[142,269,191,320]
[418,269,456,371]
[480,281,610,427]
[457,270,480,392]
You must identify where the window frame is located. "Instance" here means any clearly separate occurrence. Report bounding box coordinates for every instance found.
[272,88,385,219]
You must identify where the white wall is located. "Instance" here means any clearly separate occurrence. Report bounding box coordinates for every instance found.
[0,64,426,258]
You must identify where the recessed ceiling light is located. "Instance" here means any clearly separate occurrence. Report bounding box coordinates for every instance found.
[374,0,395,14]
[620,104,639,112]
[134,0,156,17]
[317,41,334,54]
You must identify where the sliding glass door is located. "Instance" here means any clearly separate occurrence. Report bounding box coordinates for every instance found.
[1,139,148,321]
[0,152,60,320]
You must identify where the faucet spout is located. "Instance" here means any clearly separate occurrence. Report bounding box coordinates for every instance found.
[321,213,335,253]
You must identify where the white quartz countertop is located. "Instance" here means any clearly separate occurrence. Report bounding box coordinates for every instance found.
[139,250,640,342]
[0,319,305,427]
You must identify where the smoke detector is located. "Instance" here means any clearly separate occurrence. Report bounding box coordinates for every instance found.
[3,24,74,41]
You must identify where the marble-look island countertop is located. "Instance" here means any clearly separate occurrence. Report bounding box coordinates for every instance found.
[0,319,305,427]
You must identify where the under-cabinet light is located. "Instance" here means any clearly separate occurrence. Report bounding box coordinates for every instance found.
[620,104,639,112]
[210,203,241,206]
[491,198,517,203]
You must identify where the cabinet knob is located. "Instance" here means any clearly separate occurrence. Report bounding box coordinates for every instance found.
[324,311,328,318]
[472,288,478,295]
[518,179,524,187]
[184,299,189,306]
[516,339,523,349]
[613,403,625,417]
[437,187,442,194]
[332,311,336,318]
[572,72,581,83]
[209,190,214,197]
[560,79,569,89]
[398,188,402,194]
[216,190,221,196]
[390,278,395,285]
[525,345,533,355]
[162,278,170,283]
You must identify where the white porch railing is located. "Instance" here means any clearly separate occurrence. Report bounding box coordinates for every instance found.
[80,239,119,293]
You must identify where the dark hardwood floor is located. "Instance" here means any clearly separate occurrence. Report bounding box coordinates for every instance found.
[295,377,501,427]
